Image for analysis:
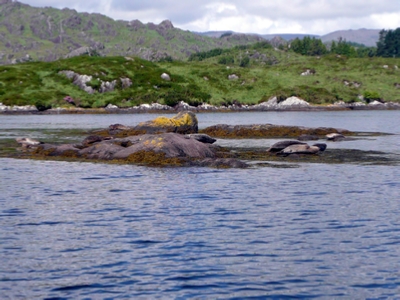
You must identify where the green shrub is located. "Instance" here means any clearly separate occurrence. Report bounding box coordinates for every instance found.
[271,85,337,104]
[239,56,250,67]
[363,90,381,102]
[218,56,235,65]
[86,78,102,90]
[162,84,211,107]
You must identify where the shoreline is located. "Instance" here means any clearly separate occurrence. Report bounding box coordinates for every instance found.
[2,102,400,115]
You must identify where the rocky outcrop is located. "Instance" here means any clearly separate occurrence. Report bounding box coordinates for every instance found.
[131,111,198,135]
[254,97,310,110]
[20,132,246,167]
[64,46,102,58]
[91,111,199,138]
[329,101,400,110]
[110,133,216,160]
[58,70,131,94]
[161,73,171,81]
[200,124,350,139]
[0,103,38,112]
[12,111,251,167]
[228,74,239,80]
[301,69,315,76]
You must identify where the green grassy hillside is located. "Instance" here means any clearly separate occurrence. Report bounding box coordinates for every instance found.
[1,45,399,109]
[0,1,262,64]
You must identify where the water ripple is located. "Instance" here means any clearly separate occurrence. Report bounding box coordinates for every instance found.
[2,156,400,298]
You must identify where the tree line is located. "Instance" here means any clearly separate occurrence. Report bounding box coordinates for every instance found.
[376,28,400,57]
[187,28,399,64]
[290,27,399,58]
[290,36,376,58]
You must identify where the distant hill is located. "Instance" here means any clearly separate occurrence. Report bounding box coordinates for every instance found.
[197,29,381,47]
[0,1,263,65]
[320,29,380,47]
[198,31,319,41]
[260,34,320,41]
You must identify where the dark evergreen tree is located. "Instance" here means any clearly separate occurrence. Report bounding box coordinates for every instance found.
[330,37,357,57]
[290,37,327,56]
[376,28,400,57]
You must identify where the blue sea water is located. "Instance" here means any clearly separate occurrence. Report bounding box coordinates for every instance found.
[1,111,400,299]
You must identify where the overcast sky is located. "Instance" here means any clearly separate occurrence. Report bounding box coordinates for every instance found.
[17,0,400,35]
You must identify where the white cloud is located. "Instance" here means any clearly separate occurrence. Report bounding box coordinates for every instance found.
[18,0,400,34]
[370,12,400,30]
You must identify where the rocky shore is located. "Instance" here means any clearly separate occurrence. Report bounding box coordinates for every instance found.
[11,111,396,168]
[2,96,400,115]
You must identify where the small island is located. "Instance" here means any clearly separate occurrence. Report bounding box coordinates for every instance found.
[12,112,397,168]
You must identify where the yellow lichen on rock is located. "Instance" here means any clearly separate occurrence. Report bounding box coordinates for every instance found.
[151,112,197,127]
[152,116,175,126]
[134,112,198,134]
[171,112,197,126]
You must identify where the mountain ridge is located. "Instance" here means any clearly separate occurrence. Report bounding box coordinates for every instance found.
[0,0,382,65]
[0,1,263,64]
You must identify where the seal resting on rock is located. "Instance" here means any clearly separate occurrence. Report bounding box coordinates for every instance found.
[267,140,306,152]
[326,133,345,141]
[277,143,327,156]
[185,133,216,144]
[15,137,41,148]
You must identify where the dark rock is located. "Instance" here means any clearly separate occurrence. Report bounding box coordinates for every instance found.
[185,133,216,144]
[112,133,216,160]
[34,143,80,157]
[82,135,111,147]
[201,124,351,139]
[79,143,125,159]
[109,124,131,130]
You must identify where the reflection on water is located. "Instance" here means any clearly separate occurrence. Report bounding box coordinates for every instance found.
[1,111,400,298]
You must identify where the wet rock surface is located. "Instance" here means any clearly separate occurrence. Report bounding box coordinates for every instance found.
[200,124,351,139]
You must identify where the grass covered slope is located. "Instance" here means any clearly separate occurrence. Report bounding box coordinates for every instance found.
[1,47,399,110]
[0,1,263,64]
[0,56,192,109]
